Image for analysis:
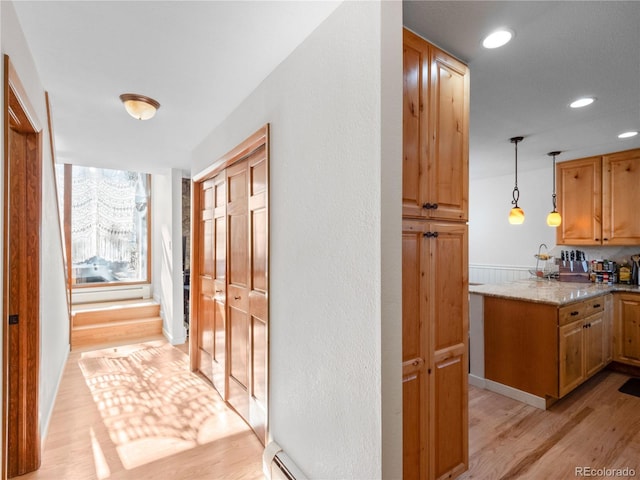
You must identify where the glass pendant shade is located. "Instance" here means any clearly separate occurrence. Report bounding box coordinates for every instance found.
[119,93,160,120]
[509,207,525,224]
[547,211,562,227]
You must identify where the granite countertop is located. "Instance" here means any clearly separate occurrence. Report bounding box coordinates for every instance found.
[469,279,640,306]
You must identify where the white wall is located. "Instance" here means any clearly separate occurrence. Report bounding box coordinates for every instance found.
[469,164,640,283]
[2,0,70,445]
[192,2,402,478]
[151,169,187,345]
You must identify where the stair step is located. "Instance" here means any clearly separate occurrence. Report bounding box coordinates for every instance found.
[71,316,163,349]
[72,299,160,327]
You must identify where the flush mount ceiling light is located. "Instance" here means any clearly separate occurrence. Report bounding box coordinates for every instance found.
[618,131,639,139]
[482,29,513,49]
[569,97,595,109]
[119,93,160,120]
[546,151,562,227]
[508,136,525,225]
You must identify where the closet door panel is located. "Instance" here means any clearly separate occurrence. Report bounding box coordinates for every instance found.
[211,173,227,397]
[197,179,215,384]
[248,148,268,444]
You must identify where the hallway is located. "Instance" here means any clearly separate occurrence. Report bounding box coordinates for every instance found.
[20,339,263,480]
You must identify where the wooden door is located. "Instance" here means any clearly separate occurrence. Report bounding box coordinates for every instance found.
[402,219,430,480]
[428,49,469,222]
[602,149,640,244]
[615,294,640,366]
[559,319,584,397]
[428,222,468,480]
[226,158,251,422]
[3,55,42,478]
[584,312,604,378]
[402,29,430,219]
[247,146,268,444]
[191,126,269,445]
[196,178,215,384]
[556,156,602,245]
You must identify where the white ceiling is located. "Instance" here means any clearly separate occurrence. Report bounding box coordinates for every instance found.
[12,0,341,173]
[13,1,640,179]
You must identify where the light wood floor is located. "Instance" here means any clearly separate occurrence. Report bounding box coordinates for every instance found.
[460,370,640,480]
[21,339,263,480]
[21,340,640,480]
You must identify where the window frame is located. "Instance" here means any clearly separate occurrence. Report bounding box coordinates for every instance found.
[59,163,152,289]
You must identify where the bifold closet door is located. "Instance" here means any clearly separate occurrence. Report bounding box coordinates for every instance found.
[226,145,268,445]
[197,173,227,398]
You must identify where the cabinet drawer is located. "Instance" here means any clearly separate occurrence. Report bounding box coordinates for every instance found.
[584,296,605,316]
[559,303,585,326]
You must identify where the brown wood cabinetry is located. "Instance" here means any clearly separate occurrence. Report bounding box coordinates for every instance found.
[485,295,608,401]
[402,27,469,480]
[402,219,468,480]
[557,148,640,245]
[614,293,640,367]
[558,299,605,397]
[402,28,469,222]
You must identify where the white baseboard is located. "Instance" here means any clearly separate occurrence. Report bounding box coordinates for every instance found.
[163,327,187,346]
[484,379,548,410]
[468,374,486,389]
[40,344,70,450]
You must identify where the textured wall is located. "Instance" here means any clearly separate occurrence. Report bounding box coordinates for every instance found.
[191,2,402,477]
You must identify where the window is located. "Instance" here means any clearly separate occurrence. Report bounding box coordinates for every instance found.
[57,165,151,286]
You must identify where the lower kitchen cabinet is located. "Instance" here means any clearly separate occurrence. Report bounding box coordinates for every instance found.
[559,310,604,397]
[614,293,640,367]
[485,294,609,401]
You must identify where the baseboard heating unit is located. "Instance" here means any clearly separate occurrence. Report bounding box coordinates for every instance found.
[263,442,307,480]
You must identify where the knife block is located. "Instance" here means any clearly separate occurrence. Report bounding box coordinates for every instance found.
[557,259,591,283]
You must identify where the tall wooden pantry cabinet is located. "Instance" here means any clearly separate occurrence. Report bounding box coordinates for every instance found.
[402,28,469,480]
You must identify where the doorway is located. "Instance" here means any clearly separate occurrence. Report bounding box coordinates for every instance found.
[2,55,43,477]
[190,125,269,445]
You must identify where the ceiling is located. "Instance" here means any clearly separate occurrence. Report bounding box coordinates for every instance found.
[404,0,640,179]
[12,1,341,174]
[13,1,640,179]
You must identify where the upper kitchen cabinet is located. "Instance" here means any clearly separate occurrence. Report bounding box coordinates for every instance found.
[557,148,640,245]
[556,156,602,245]
[403,28,469,221]
[602,149,640,244]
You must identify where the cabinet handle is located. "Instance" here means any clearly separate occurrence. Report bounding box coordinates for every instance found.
[593,304,601,308]
[215,289,222,293]
[234,295,241,300]
[570,311,579,316]
[422,202,439,210]
[603,238,609,242]
[423,231,439,238]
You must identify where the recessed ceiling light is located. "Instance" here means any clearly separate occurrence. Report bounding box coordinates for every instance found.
[482,29,513,49]
[618,131,639,139]
[569,97,595,109]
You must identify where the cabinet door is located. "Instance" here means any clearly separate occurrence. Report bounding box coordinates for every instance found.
[602,149,640,244]
[402,219,430,480]
[559,319,584,397]
[428,222,468,480]
[615,293,640,366]
[584,312,604,378]
[556,156,602,245]
[428,48,469,222]
[402,29,430,218]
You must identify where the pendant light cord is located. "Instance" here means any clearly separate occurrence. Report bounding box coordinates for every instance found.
[510,137,523,207]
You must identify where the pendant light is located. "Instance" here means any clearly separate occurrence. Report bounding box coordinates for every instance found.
[546,151,562,227]
[508,136,525,224]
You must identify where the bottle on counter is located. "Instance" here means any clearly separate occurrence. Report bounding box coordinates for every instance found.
[619,261,632,284]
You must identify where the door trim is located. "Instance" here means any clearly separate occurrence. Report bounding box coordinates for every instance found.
[3,54,43,478]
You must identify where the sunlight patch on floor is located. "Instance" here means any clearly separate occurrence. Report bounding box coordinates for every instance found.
[79,340,232,471]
